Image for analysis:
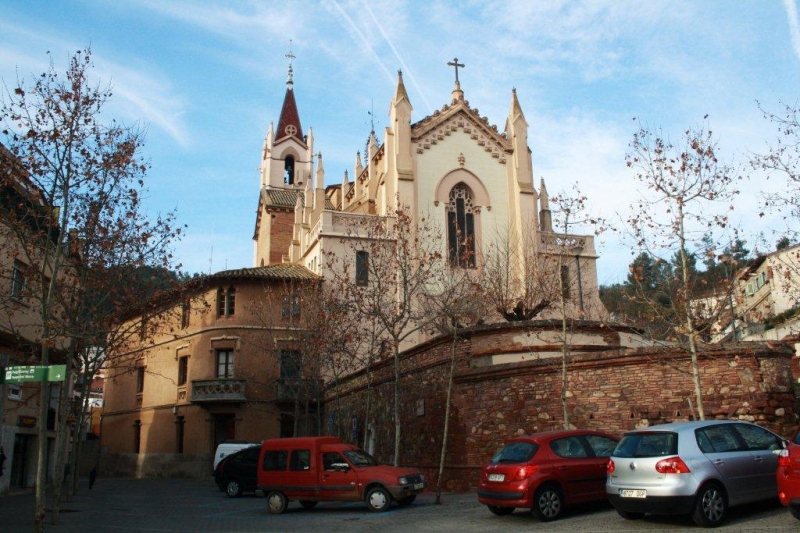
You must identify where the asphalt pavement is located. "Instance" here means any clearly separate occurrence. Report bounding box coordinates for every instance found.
[0,477,796,532]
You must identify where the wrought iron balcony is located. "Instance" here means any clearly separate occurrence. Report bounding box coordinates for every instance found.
[191,379,247,404]
[274,378,323,403]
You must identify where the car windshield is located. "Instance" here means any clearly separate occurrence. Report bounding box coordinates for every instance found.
[614,432,678,458]
[490,442,538,464]
[343,449,379,467]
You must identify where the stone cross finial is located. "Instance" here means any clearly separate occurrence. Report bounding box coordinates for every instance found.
[447,57,465,84]
[286,41,296,88]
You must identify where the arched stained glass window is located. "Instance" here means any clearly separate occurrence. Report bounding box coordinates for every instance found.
[446,183,476,268]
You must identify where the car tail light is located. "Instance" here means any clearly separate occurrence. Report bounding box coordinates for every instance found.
[514,465,539,480]
[779,449,791,467]
[655,456,690,474]
[607,459,615,474]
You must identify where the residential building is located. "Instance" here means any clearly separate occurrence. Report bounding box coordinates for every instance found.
[101,265,319,477]
[0,144,73,494]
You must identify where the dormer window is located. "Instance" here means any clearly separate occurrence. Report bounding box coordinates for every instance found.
[284,155,295,185]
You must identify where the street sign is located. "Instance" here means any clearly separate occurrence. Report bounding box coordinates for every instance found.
[4,365,67,384]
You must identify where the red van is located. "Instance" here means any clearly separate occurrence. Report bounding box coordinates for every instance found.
[257,436,427,514]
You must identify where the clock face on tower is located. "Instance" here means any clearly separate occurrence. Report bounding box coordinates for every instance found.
[285,125,297,136]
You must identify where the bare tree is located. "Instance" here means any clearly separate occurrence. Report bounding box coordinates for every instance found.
[625,119,741,420]
[421,257,488,504]
[1,48,181,528]
[326,203,442,465]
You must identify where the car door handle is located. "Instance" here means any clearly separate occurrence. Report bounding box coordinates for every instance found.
[753,457,763,463]
[558,466,568,470]
[714,459,724,466]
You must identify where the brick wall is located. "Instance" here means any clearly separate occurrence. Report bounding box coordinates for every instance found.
[324,322,797,492]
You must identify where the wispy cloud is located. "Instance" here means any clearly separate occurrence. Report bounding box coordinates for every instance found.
[783,0,800,63]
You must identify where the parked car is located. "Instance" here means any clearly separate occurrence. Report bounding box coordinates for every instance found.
[215,444,261,497]
[477,429,619,521]
[607,420,786,527]
[213,440,260,471]
[777,442,800,519]
[257,436,426,514]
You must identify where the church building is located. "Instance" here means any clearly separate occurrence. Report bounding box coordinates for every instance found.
[253,56,608,336]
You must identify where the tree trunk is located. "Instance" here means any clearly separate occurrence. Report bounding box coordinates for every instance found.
[435,331,459,504]
[678,206,705,420]
[50,362,73,524]
[393,339,401,467]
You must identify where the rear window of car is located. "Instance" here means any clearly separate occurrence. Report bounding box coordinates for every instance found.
[614,432,677,458]
[490,441,538,464]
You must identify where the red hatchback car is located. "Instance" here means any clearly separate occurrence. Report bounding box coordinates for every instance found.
[478,429,619,521]
[777,441,800,519]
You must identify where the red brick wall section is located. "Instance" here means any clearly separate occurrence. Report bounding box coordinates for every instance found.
[324,324,797,493]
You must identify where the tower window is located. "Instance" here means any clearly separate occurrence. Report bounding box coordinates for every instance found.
[446,183,476,268]
[284,155,295,185]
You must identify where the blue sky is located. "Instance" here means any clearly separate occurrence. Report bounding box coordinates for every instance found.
[1,1,798,284]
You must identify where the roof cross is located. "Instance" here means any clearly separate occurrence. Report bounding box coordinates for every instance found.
[447,57,465,84]
[286,41,295,88]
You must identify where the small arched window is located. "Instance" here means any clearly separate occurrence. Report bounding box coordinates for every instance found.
[284,155,295,185]
[446,183,476,268]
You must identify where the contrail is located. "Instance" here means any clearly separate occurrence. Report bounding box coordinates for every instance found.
[362,1,433,114]
[326,0,395,84]
[783,0,800,63]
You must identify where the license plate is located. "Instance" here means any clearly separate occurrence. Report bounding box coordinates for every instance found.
[620,489,646,498]
[488,474,505,482]
[413,483,425,490]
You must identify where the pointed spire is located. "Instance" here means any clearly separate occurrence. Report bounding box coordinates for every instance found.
[394,70,410,104]
[276,47,303,144]
[539,178,549,209]
[510,87,525,122]
[355,151,363,177]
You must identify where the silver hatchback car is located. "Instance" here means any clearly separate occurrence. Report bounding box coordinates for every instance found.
[606,420,785,527]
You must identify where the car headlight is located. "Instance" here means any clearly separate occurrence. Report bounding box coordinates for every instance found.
[399,476,409,485]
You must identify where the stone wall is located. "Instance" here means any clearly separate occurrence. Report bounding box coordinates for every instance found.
[325,322,797,492]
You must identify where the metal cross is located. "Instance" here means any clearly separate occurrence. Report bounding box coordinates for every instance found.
[447,57,465,84]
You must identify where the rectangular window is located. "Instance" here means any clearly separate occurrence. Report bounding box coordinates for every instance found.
[217,350,234,378]
[217,287,236,317]
[289,449,311,471]
[10,261,27,300]
[280,350,301,380]
[281,295,301,318]
[263,450,288,471]
[175,416,185,454]
[177,356,188,386]
[356,251,369,286]
[561,265,571,300]
[133,420,142,454]
[136,367,145,393]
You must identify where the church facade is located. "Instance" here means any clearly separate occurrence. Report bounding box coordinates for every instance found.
[254,59,608,335]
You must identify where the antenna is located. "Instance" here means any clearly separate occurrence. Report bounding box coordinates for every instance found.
[208,222,216,274]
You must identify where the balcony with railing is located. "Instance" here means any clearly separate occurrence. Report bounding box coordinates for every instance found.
[191,379,247,404]
[274,378,323,404]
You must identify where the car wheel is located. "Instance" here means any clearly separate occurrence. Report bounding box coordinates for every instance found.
[692,483,727,527]
[790,505,800,520]
[266,491,288,514]
[487,505,514,515]
[225,479,242,498]
[397,495,416,506]
[532,484,564,522]
[299,501,318,510]
[616,509,645,520]
[365,487,392,512]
